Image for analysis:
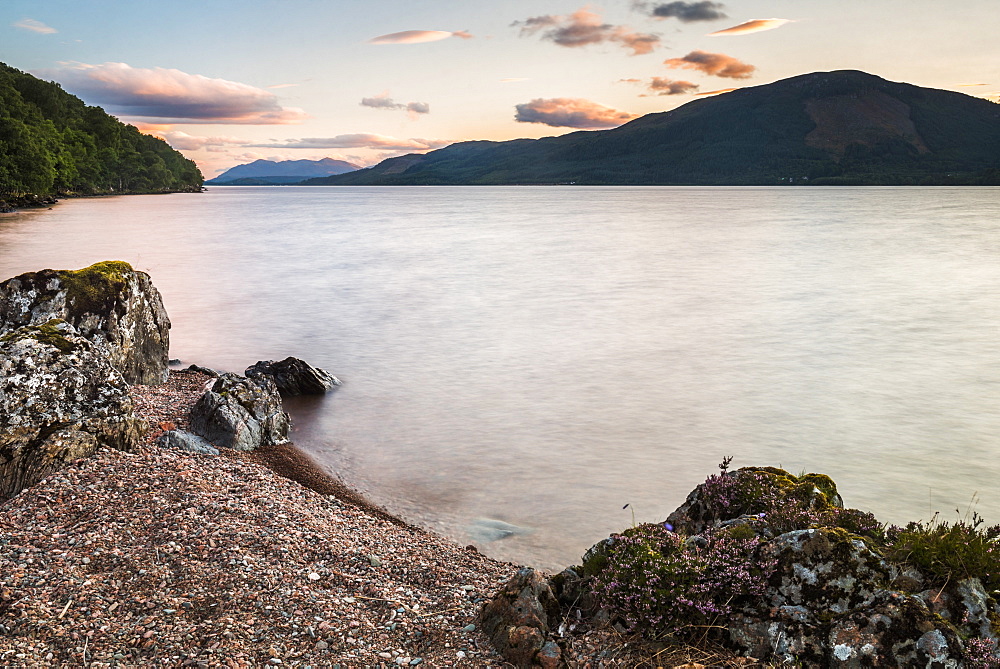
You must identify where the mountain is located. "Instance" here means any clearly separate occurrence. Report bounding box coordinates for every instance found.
[0,63,202,198]
[207,158,359,185]
[305,71,1000,186]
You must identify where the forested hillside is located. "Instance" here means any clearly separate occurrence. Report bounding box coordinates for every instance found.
[0,63,202,199]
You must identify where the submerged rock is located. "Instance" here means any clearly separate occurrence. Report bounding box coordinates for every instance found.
[245,357,341,396]
[188,371,289,451]
[467,518,535,543]
[0,261,170,385]
[0,320,144,499]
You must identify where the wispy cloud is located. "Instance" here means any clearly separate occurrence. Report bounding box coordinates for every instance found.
[47,62,308,124]
[663,50,755,78]
[151,130,254,151]
[360,93,430,116]
[249,135,451,151]
[636,2,727,22]
[368,30,472,44]
[514,97,638,129]
[648,77,700,95]
[513,8,660,55]
[13,18,57,34]
[708,18,791,36]
[695,87,739,96]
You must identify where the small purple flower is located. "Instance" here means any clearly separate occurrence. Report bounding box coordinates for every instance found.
[663,522,674,532]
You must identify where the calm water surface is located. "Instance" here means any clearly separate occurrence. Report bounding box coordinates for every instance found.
[2,186,998,569]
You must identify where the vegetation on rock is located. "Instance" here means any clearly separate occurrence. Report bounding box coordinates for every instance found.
[0,62,202,199]
[58,260,133,319]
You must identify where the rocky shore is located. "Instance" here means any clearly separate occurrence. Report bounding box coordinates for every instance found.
[3,260,999,668]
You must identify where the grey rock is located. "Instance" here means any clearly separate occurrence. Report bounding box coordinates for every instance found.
[0,261,170,385]
[245,357,341,396]
[0,320,144,500]
[467,518,534,543]
[188,372,289,451]
[156,430,219,456]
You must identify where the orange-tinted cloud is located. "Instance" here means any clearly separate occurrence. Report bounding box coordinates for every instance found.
[663,50,755,79]
[708,18,791,36]
[13,18,57,34]
[513,8,660,55]
[250,135,451,151]
[695,87,739,96]
[47,62,308,124]
[368,30,470,44]
[514,98,638,129]
[648,77,700,95]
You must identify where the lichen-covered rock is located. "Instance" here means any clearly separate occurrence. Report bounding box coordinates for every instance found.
[188,372,289,451]
[245,357,341,396]
[480,568,561,667]
[483,466,1000,667]
[0,261,170,385]
[155,429,219,456]
[0,320,144,499]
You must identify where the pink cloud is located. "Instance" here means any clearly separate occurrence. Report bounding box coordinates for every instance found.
[514,98,638,129]
[513,8,660,55]
[663,50,756,79]
[250,134,451,151]
[13,17,57,34]
[708,18,791,36]
[648,77,700,95]
[368,30,470,44]
[45,62,308,124]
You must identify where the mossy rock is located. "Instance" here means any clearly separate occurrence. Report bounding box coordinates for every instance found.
[0,319,78,353]
[58,260,133,319]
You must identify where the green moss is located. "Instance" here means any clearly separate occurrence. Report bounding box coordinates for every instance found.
[0,319,78,353]
[58,260,133,318]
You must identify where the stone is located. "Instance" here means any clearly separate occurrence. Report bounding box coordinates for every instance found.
[188,371,289,451]
[245,357,341,396]
[0,261,170,385]
[0,320,144,499]
[155,430,220,456]
[480,568,560,667]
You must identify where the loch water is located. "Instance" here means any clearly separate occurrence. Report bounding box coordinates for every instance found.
[2,186,998,570]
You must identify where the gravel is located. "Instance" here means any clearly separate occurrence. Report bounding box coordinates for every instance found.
[0,371,517,667]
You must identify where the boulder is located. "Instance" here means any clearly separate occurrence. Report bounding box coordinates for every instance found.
[480,568,562,668]
[0,261,170,385]
[482,467,999,667]
[156,429,219,456]
[245,357,341,396]
[0,319,144,500]
[188,372,289,451]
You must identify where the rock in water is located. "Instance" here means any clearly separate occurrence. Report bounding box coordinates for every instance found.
[188,372,289,451]
[245,357,341,396]
[0,261,170,385]
[0,320,144,500]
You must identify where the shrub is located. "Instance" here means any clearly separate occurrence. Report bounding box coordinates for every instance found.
[592,523,777,638]
[885,513,1000,591]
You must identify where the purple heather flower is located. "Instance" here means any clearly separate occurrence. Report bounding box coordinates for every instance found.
[663,522,674,531]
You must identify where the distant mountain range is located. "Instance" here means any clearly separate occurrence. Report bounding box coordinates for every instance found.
[303,71,1000,186]
[207,158,359,185]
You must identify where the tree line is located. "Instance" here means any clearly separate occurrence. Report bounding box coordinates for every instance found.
[0,62,202,198]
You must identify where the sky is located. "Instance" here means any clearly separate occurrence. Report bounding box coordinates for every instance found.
[4,0,998,177]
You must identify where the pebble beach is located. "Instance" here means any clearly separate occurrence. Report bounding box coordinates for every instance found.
[0,371,517,667]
